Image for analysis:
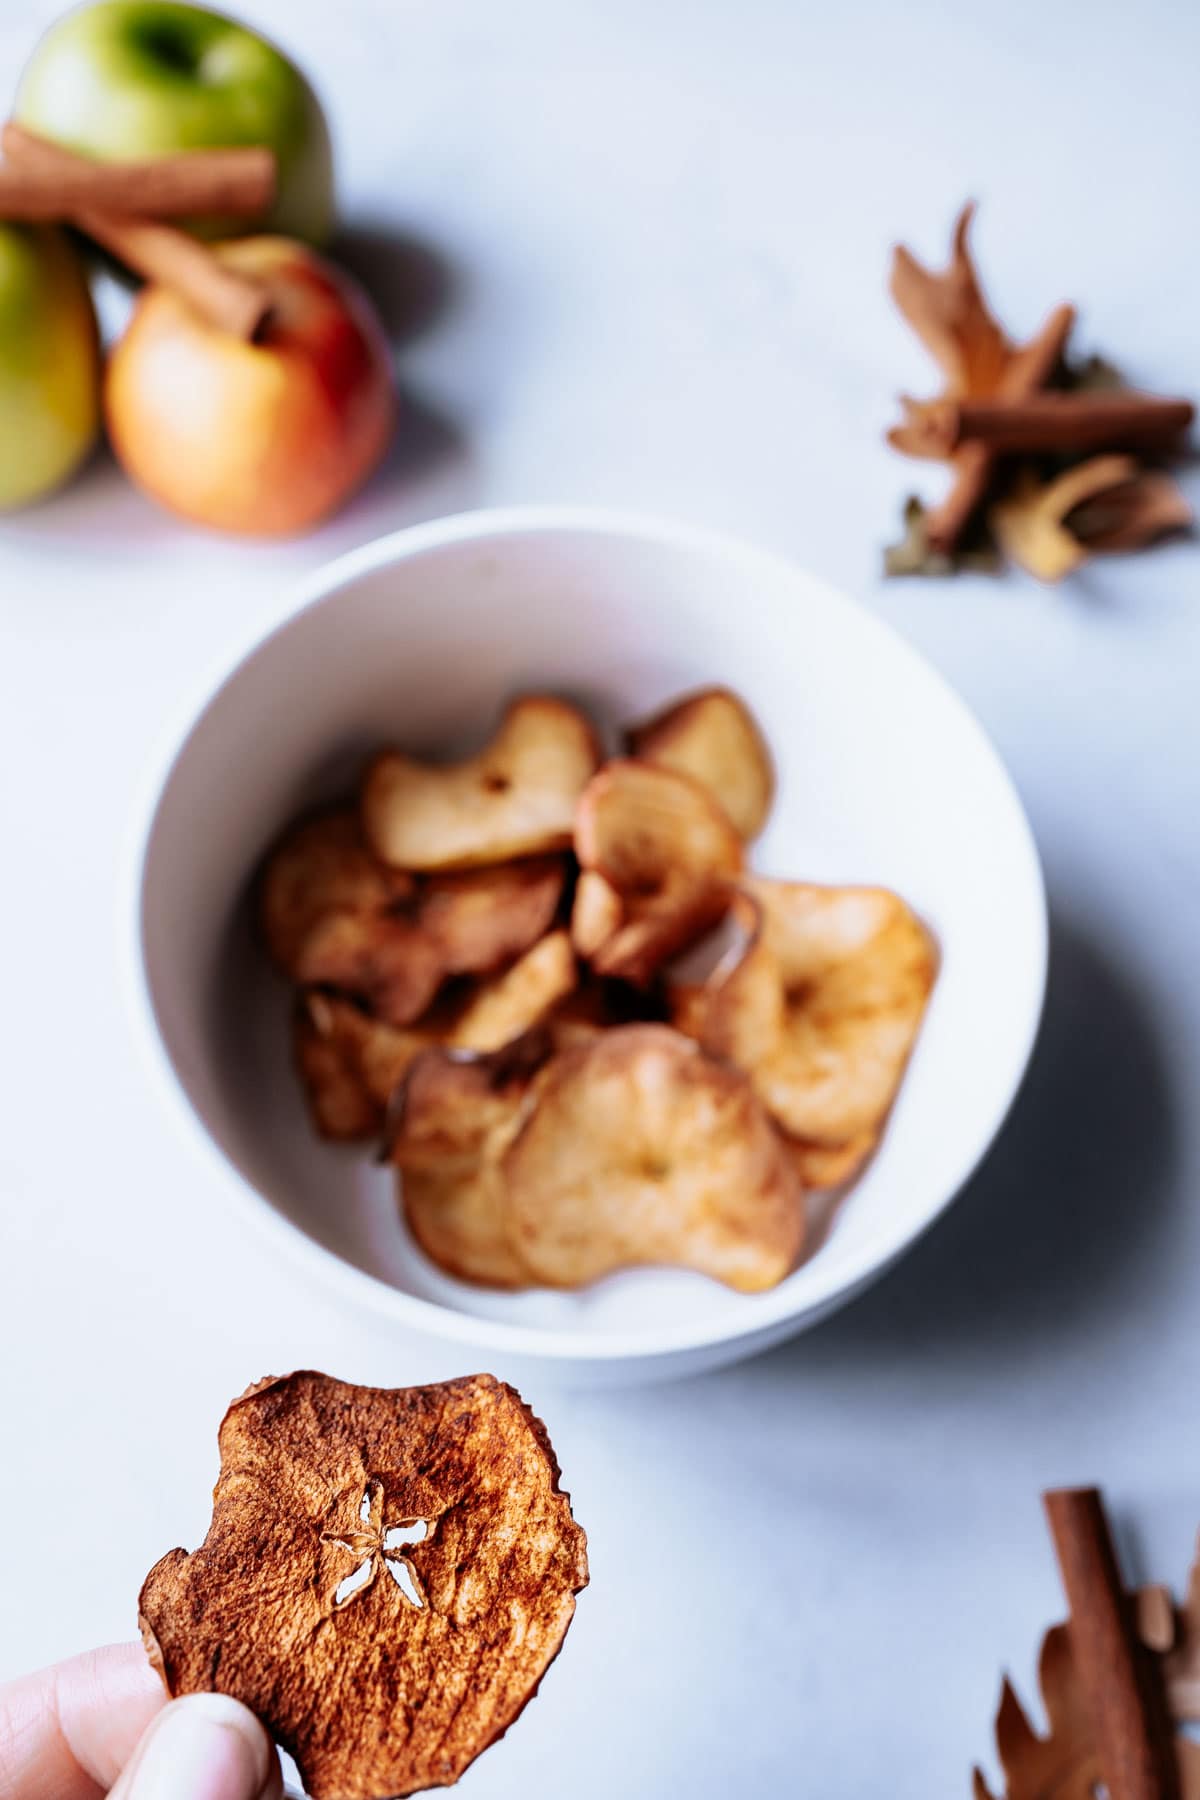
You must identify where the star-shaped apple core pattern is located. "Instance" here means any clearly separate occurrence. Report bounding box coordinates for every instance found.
[323,1480,430,1611]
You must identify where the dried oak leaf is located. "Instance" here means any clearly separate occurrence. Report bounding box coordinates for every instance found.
[889,201,1012,398]
[887,203,1077,559]
[1064,353,1129,394]
[138,1370,588,1800]
[884,495,1002,578]
[974,1615,1200,1800]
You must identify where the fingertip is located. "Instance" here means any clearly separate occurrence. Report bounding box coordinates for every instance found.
[114,1691,280,1799]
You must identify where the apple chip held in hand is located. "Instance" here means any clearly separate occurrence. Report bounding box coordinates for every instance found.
[138,1371,588,1800]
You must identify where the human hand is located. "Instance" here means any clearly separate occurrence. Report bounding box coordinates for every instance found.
[0,1642,282,1799]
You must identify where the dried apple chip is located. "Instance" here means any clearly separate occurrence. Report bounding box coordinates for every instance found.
[384,1034,549,1173]
[785,1131,877,1192]
[138,1370,588,1800]
[259,809,445,1026]
[574,760,743,985]
[362,697,603,871]
[685,879,936,1146]
[387,1038,550,1286]
[448,929,577,1054]
[420,855,567,974]
[502,1024,805,1292]
[260,808,415,977]
[569,868,623,960]
[294,994,382,1142]
[294,992,440,1140]
[401,1162,526,1288]
[294,909,446,1027]
[626,686,775,840]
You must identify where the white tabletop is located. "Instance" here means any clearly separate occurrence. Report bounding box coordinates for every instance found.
[2,0,1199,1792]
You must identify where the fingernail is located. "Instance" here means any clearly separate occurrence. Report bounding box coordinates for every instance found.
[127,1693,272,1800]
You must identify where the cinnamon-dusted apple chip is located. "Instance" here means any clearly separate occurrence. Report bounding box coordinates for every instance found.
[294,992,441,1140]
[448,929,577,1054]
[362,697,603,871]
[387,1037,551,1286]
[260,809,415,975]
[785,1131,877,1192]
[385,1034,550,1171]
[138,1371,588,1800]
[574,760,743,985]
[420,855,567,974]
[626,686,775,840]
[569,868,623,960]
[260,809,443,1026]
[294,909,446,1027]
[681,879,936,1146]
[296,935,577,1145]
[502,1024,805,1292]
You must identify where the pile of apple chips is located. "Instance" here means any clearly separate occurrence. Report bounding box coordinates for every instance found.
[260,689,937,1292]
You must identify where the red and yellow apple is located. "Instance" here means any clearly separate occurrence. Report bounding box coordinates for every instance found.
[105,236,396,535]
[0,223,100,510]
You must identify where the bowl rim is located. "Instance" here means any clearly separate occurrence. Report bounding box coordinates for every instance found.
[126,503,1048,1365]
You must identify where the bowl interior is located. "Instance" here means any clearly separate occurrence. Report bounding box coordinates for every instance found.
[138,514,1045,1356]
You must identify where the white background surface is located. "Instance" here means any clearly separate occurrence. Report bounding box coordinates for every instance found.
[1,0,1198,1794]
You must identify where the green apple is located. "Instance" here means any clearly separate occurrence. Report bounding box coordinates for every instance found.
[15,1,334,244]
[0,223,100,511]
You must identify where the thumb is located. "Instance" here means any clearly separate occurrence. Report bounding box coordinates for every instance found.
[109,1691,283,1800]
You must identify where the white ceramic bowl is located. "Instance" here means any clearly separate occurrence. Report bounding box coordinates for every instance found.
[133,507,1046,1384]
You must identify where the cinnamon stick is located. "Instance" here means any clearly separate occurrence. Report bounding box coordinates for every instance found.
[923,301,1076,553]
[1044,1487,1179,1800]
[0,139,274,220]
[1,124,271,341]
[897,392,1194,459]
